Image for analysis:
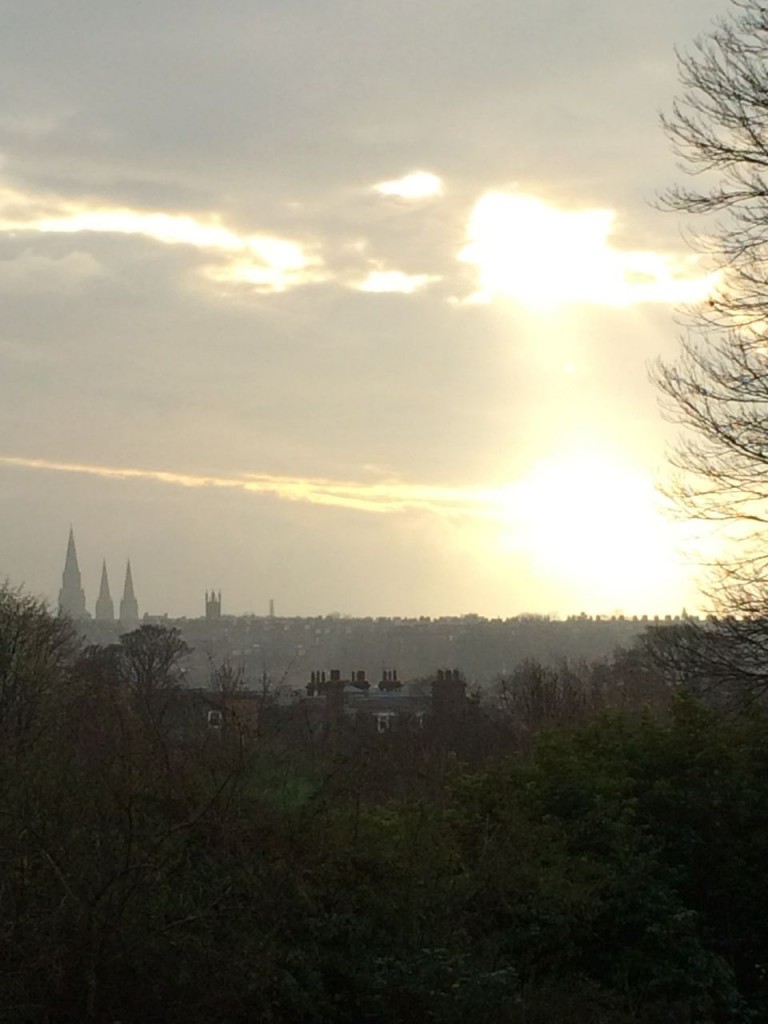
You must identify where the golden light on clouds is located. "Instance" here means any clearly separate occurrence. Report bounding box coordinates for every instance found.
[0,455,494,518]
[0,179,710,308]
[372,171,444,200]
[0,184,322,293]
[202,243,325,293]
[356,268,440,294]
[460,192,718,309]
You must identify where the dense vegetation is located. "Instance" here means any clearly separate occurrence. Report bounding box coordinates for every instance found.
[2,584,768,1022]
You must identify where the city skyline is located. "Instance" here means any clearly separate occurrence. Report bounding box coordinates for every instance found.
[52,526,693,622]
[1,1,727,618]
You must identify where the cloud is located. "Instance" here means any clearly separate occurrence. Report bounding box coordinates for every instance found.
[459,192,718,309]
[354,267,440,294]
[0,182,323,294]
[0,248,103,293]
[372,171,444,200]
[0,454,499,520]
[201,246,326,293]
[0,178,710,311]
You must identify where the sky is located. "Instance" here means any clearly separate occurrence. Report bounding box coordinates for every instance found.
[0,0,729,619]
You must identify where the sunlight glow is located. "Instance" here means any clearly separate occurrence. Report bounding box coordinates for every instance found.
[1,450,711,611]
[495,452,694,609]
[459,192,718,309]
[356,268,440,294]
[373,171,444,200]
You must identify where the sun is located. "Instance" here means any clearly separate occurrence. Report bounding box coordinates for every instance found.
[494,451,695,611]
[458,191,716,309]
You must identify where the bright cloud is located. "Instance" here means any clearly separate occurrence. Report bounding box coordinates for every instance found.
[0,454,496,519]
[202,238,326,293]
[355,268,440,294]
[372,171,444,200]
[0,183,323,294]
[459,192,718,309]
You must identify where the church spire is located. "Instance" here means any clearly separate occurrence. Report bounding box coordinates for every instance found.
[95,559,115,622]
[58,527,88,619]
[119,559,139,624]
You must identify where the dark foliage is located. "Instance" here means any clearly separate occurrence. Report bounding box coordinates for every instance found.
[1,588,768,1021]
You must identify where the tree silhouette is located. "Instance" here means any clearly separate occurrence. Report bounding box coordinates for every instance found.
[655,0,768,617]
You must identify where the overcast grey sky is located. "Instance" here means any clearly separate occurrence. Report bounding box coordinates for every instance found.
[0,0,728,618]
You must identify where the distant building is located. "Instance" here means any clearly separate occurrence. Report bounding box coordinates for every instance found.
[302,666,467,732]
[94,560,115,622]
[58,528,89,620]
[119,560,139,625]
[205,589,222,620]
[432,668,467,719]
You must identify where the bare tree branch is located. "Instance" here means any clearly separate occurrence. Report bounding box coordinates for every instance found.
[655,1,768,634]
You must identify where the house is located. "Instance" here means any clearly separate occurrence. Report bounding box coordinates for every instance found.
[302,666,468,732]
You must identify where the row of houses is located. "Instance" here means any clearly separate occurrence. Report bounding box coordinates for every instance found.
[193,667,469,738]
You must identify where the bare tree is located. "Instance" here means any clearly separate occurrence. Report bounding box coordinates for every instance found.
[113,625,191,762]
[633,616,768,706]
[654,1,768,616]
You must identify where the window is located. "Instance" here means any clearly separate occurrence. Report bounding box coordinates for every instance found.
[375,712,396,733]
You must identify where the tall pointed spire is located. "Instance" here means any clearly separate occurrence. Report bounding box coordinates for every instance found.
[95,559,115,622]
[119,559,139,624]
[58,527,88,619]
